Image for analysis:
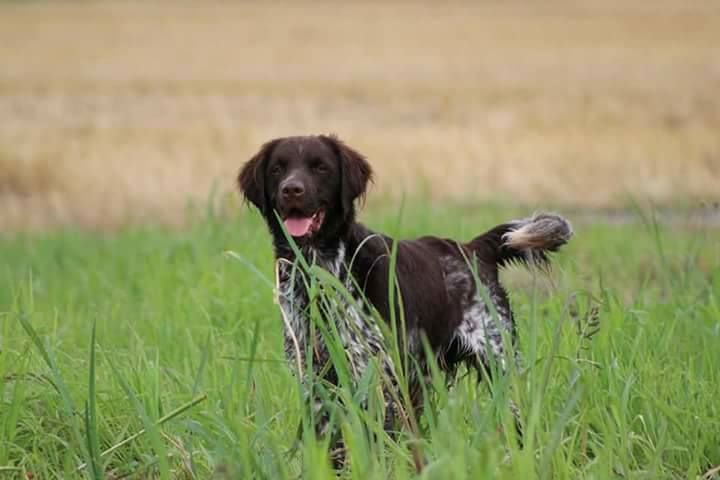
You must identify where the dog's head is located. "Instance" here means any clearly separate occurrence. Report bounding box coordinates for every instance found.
[238,135,372,246]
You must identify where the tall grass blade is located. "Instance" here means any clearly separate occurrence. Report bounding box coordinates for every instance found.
[84,319,103,480]
[76,394,207,472]
[105,355,170,479]
[16,296,93,472]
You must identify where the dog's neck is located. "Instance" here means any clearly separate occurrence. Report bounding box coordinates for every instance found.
[272,236,347,267]
[272,221,388,278]
[270,212,356,262]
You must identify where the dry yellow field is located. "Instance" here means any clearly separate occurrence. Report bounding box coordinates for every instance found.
[1,1,719,230]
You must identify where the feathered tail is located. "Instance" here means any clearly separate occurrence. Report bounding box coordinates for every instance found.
[469,213,573,269]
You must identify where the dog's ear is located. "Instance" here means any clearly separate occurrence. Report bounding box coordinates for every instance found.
[237,139,280,213]
[320,135,373,217]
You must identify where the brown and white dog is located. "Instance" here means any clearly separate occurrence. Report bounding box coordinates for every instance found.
[238,134,572,457]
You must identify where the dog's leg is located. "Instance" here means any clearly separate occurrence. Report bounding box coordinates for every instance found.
[298,385,347,468]
[454,300,524,444]
[476,351,524,446]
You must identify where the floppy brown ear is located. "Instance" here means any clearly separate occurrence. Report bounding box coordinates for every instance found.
[319,135,373,217]
[237,139,280,213]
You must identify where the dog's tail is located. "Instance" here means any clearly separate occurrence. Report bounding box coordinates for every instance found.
[469,213,573,269]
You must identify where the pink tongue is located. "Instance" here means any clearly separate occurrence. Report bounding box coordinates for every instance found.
[284,217,313,237]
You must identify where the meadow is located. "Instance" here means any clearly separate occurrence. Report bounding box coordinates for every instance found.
[1,203,719,479]
[1,1,720,478]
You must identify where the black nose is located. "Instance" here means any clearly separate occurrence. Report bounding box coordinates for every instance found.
[281,180,305,199]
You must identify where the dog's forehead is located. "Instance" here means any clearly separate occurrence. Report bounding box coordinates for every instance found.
[274,137,333,159]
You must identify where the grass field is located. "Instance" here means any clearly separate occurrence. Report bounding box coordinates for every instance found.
[1,203,719,479]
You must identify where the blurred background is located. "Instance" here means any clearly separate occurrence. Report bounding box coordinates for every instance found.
[1,1,718,231]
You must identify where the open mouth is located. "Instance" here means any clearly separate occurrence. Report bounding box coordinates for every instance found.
[282,209,325,238]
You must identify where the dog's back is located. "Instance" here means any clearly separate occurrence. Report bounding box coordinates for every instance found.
[345,213,572,375]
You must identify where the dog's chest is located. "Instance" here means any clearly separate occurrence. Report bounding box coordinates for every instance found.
[275,243,390,379]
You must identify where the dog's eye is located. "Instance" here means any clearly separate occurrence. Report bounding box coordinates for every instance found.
[311,161,328,174]
[270,164,284,176]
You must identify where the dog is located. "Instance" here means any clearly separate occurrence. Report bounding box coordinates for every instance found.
[237,134,572,460]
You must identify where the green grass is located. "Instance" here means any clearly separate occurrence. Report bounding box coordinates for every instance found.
[1,202,719,479]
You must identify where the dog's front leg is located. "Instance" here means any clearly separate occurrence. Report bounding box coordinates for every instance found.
[302,384,347,468]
